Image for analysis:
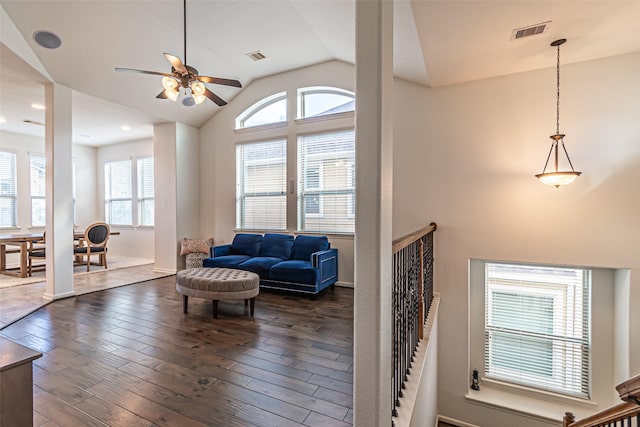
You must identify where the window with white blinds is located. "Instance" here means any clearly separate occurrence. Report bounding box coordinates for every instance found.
[0,151,17,228]
[297,129,355,233]
[137,157,154,226]
[104,160,132,226]
[236,140,286,230]
[30,152,46,227]
[485,263,591,398]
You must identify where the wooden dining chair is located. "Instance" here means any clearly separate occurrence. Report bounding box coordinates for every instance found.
[27,232,46,277]
[73,222,110,272]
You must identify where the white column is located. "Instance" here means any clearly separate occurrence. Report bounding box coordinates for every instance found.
[153,122,200,273]
[44,83,75,299]
[153,123,179,273]
[354,0,394,426]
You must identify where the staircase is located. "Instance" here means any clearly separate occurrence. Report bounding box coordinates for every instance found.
[564,374,640,427]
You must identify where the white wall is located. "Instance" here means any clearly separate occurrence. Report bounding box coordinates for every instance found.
[96,138,154,259]
[199,60,356,285]
[393,52,640,426]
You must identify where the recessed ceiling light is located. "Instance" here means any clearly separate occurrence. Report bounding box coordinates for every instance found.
[31,103,46,110]
[121,125,131,131]
[33,30,62,49]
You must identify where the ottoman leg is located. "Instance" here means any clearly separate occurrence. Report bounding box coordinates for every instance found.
[249,297,256,317]
[212,300,218,319]
[183,295,188,313]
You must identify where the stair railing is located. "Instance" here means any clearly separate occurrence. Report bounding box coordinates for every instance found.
[564,374,640,427]
[391,222,437,424]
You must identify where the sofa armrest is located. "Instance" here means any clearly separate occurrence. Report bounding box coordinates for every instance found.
[312,248,338,285]
[212,244,232,257]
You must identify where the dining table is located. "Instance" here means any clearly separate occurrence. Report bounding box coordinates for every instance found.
[0,230,119,278]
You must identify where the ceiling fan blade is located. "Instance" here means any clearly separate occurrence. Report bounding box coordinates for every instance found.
[156,90,168,99]
[198,76,242,88]
[204,88,227,106]
[164,53,188,74]
[115,67,173,78]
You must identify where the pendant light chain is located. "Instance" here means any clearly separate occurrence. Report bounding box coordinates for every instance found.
[183,0,187,66]
[556,42,561,135]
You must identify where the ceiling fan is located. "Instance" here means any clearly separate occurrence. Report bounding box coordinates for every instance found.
[115,0,241,107]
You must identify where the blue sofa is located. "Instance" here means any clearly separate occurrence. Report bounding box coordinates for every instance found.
[202,233,338,296]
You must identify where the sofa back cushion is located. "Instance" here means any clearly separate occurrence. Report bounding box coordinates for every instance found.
[231,233,262,257]
[259,233,294,260]
[291,235,329,260]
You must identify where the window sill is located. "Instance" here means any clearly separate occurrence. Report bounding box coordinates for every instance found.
[465,381,599,424]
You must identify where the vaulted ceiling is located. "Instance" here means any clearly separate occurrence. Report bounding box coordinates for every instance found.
[1,1,640,146]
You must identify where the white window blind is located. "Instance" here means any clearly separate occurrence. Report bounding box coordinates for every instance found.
[30,152,46,227]
[236,140,286,230]
[104,160,132,226]
[485,263,591,398]
[137,157,154,226]
[0,151,17,227]
[297,129,355,233]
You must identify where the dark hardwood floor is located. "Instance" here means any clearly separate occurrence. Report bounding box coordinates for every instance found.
[0,276,354,427]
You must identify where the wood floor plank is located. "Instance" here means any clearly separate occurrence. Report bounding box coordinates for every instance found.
[86,380,209,427]
[246,378,349,421]
[0,276,355,426]
[75,396,155,427]
[33,386,107,427]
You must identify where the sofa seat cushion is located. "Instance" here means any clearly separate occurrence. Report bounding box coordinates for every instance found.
[291,235,329,261]
[239,257,284,279]
[203,255,251,269]
[260,233,294,260]
[269,260,317,285]
[230,233,262,257]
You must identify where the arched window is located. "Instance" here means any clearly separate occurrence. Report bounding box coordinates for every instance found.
[297,86,354,119]
[235,92,287,129]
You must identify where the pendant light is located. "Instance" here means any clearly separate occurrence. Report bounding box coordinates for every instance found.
[535,38,581,187]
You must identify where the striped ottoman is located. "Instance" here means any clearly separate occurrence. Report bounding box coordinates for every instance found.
[176,268,260,319]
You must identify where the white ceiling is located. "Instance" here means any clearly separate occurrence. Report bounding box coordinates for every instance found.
[1,0,640,147]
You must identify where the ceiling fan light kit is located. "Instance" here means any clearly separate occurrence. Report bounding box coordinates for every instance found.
[535,38,581,188]
[115,0,241,107]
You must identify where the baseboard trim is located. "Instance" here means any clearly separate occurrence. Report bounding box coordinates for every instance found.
[437,415,480,427]
[153,267,177,274]
[335,281,353,288]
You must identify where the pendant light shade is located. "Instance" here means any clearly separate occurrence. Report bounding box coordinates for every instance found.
[535,39,581,188]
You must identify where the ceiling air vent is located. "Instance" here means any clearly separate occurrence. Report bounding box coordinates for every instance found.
[511,21,550,40]
[246,51,266,61]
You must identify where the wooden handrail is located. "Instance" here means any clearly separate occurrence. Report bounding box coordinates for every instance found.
[392,222,437,254]
[563,402,639,427]
[564,374,640,426]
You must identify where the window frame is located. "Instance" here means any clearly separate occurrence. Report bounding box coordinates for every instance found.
[235,139,287,231]
[297,129,356,234]
[468,259,621,412]
[104,159,133,227]
[137,156,155,227]
[297,86,355,120]
[0,150,18,228]
[29,152,46,227]
[484,263,591,398]
[235,92,287,130]
[233,86,355,235]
